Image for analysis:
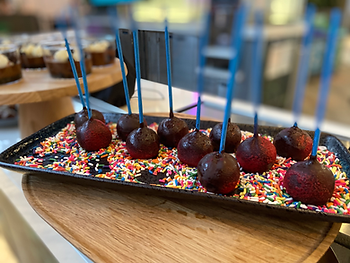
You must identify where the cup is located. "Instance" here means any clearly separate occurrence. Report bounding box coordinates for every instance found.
[42,41,92,79]
[0,44,22,85]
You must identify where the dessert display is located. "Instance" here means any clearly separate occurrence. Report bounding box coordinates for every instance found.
[209,121,241,153]
[197,151,240,194]
[74,107,106,128]
[20,43,46,69]
[42,42,92,78]
[86,38,116,67]
[177,129,213,167]
[157,116,189,147]
[125,122,160,159]
[274,125,313,161]
[236,134,277,173]
[11,117,350,217]
[116,114,140,141]
[76,118,112,152]
[284,155,335,206]
[0,44,22,85]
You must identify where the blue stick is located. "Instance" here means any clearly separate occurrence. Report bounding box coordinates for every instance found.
[195,11,211,130]
[164,18,174,116]
[63,38,86,108]
[292,4,316,125]
[108,7,132,115]
[250,11,264,137]
[58,20,86,109]
[71,8,91,119]
[133,29,144,124]
[219,4,248,153]
[311,8,341,157]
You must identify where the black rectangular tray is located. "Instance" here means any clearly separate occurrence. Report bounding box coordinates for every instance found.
[1,112,350,223]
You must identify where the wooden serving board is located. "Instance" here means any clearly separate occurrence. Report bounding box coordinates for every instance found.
[22,173,340,263]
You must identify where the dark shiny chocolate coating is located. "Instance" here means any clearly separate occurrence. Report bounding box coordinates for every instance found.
[74,108,105,128]
[236,135,276,173]
[45,58,92,78]
[157,116,189,147]
[76,118,112,152]
[90,46,116,66]
[126,125,160,159]
[117,114,140,141]
[209,122,241,153]
[274,126,312,161]
[177,129,213,167]
[197,152,240,194]
[284,156,335,206]
[20,53,46,69]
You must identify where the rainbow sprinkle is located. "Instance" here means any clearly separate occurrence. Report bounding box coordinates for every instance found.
[14,121,350,215]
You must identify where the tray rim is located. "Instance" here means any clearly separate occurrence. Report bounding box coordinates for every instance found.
[1,112,350,223]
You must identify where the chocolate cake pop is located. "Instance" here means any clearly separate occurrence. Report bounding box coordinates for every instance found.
[76,118,112,151]
[197,152,240,194]
[274,125,312,161]
[236,135,276,173]
[117,114,140,141]
[177,129,213,167]
[209,121,241,153]
[158,114,189,147]
[126,123,160,159]
[74,107,105,128]
[283,156,335,206]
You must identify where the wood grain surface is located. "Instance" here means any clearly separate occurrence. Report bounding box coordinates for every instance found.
[22,173,340,263]
[0,58,126,105]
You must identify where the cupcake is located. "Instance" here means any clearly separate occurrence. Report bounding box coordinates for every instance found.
[86,37,116,67]
[0,44,22,85]
[42,42,92,79]
[20,43,46,69]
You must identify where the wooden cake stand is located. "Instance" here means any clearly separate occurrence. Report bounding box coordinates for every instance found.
[21,114,341,263]
[0,59,125,138]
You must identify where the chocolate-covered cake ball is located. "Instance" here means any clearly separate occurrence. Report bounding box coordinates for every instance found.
[209,122,241,153]
[177,129,213,167]
[74,107,105,128]
[158,116,189,147]
[117,114,141,141]
[274,126,312,161]
[126,123,160,159]
[284,156,335,206]
[76,118,112,151]
[236,135,276,173]
[197,152,240,194]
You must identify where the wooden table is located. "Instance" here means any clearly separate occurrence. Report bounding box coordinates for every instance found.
[0,59,125,138]
[20,113,341,263]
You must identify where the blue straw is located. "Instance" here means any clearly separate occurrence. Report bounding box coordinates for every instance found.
[164,18,174,116]
[71,8,91,119]
[292,4,316,125]
[108,7,132,115]
[219,4,248,153]
[133,29,144,124]
[195,11,211,130]
[57,19,86,109]
[311,8,341,156]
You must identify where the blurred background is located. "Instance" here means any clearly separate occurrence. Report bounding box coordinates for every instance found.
[1,0,350,125]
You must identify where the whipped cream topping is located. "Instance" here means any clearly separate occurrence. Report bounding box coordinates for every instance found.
[87,40,109,53]
[21,44,44,57]
[0,54,9,68]
[53,49,80,62]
